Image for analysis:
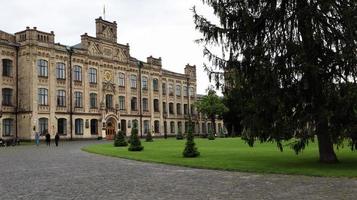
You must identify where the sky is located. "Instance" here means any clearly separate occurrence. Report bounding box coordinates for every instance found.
[0,0,220,95]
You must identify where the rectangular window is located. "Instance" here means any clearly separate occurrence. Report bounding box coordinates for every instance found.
[89,68,97,83]
[162,83,166,95]
[38,88,48,106]
[170,122,175,134]
[184,104,188,115]
[118,73,125,87]
[143,98,148,111]
[176,104,181,115]
[153,79,159,91]
[2,88,12,106]
[39,118,48,135]
[131,75,137,88]
[74,92,83,108]
[142,76,148,90]
[162,102,167,114]
[176,85,181,97]
[169,103,174,114]
[75,119,84,135]
[169,84,174,96]
[183,86,188,97]
[2,119,13,136]
[106,95,113,109]
[119,96,125,110]
[56,63,66,79]
[57,90,66,107]
[90,93,97,108]
[73,66,82,81]
[131,97,137,111]
[154,99,159,112]
[144,120,150,134]
[2,59,12,77]
[37,59,48,77]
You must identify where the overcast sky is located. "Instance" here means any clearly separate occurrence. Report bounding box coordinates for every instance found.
[0,0,220,95]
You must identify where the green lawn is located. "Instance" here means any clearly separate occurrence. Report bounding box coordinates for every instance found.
[82,137,357,177]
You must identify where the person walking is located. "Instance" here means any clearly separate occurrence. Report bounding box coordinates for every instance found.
[45,131,51,146]
[54,133,60,147]
[35,132,40,146]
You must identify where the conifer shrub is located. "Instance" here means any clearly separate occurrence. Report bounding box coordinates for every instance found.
[128,124,144,151]
[114,130,128,147]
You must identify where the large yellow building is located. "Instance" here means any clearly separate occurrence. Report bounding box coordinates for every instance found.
[0,17,223,140]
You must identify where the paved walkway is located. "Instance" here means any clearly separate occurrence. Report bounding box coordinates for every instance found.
[0,141,356,200]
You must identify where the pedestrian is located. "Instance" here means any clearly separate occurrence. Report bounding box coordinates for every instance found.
[35,132,40,146]
[45,131,51,146]
[55,133,60,147]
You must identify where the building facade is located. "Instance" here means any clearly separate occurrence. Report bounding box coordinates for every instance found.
[0,17,223,140]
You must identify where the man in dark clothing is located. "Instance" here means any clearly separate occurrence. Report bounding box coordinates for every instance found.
[54,133,60,147]
[45,131,51,146]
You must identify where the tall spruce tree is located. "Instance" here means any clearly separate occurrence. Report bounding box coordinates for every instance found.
[183,118,200,157]
[194,0,357,163]
[128,124,144,151]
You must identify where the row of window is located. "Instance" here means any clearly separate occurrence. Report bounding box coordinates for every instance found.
[37,118,98,136]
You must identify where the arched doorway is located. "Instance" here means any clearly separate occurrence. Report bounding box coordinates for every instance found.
[105,118,116,140]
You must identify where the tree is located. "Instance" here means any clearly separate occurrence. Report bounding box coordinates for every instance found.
[114,130,128,147]
[195,89,228,137]
[194,0,357,163]
[128,124,144,151]
[146,129,153,142]
[183,118,200,157]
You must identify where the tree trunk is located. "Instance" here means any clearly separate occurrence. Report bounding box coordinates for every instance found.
[211,116,216,136]
[316,119,338,163]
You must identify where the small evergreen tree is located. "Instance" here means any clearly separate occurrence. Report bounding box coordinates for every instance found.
[128,124,144,151]
[146,129,153,142]
[183,119,200,157]
[114,130,128,147]
[176,131,184,140]
[207,126,215,140]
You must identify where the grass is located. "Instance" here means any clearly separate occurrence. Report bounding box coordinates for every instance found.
[82,137,357,178]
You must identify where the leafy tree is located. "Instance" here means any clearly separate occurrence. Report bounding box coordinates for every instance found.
[114,130,128,147]
[128,124,144,151]
[195,89,228,136]
[183,118,200,157]
[146,129,153,142]
[194,0,357,163]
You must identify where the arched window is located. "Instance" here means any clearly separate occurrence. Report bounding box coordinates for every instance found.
[75,119,84,135]
[142,76,148,90]
[169,103,174,114]
[176,103,181,115]
[88,68,97,83]
[90,119,98,135]
[39,118,48,135]
[38,88,48,106]
[2,59,12,77]
[118,73,125,87]
[176,85,181,96]
[2,88,13,106]
[56,63,66,79]
[2,118,13,136]
[57,118,67,135]
[73,65,82,81]
[37,59,48,77]
[130,75,137,88]
[154,120,160,133]
[153,78,159,91]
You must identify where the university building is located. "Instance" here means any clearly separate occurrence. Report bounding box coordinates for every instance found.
[0,17,224,140]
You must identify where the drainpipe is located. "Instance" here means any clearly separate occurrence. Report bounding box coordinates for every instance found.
[15,45,19,139]
[66,47,73,140]
[138,61,143,138]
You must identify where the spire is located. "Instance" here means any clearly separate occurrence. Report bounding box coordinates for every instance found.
[103,4,106,20]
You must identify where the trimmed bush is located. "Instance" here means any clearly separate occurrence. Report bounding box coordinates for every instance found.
[176,131,184,140]
[183,119,200,157]
[146,129,153,142]
[208,129,215,140]
[114,130,128,147]
[128,124,144,151]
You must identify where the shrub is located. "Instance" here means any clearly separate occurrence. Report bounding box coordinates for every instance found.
[128,124,144,151]
[183,119,200,157]
[114,130,128,147]
[146,129,153,142]
[208,129,215,140]
[176,131,184,140]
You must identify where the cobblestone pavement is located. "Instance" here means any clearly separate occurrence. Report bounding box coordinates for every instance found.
[0,141,356,200]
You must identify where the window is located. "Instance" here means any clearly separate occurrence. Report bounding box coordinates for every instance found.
[170,121,175,134]
[154,99,159,112]
[2,59,12,77]
[56,63,66,79]
[57,118,67,135]
[39,118,48,135]
[57,90,66,107]
[169,103,174,114]
[184,104,188,115]
[176,103,181,115]
[106,94,113,109]
[90,93,97,108]
[183,86,188,97]
[2,88,12,106]
[154,120,160,133]
[75,119,84,135]
[189,87,194,97]
[202,123,207,134]
[169,83,174,96]
[144,120,150,134]
[162,82,166,95]
[2,119,13,136]
[176,85,181,96]
[74,92,83,108]
[178,122,182,134]
[37,59,48,77]
[118,73,125,87]
[153,78,159,91]
[119,96,125,110]
[162,102,167,114]
[89,68,97,83]
[142,76,148,90]
[191,105,195,115]
[131,97,137,111]
[90,119,98,135]
[130,75,137,88]
[73,65,82,81]
[132,119,138,128]
[38,88,48,106]
[143,98,148,111]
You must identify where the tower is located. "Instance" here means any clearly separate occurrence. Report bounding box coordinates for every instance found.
[95,17,117,43]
